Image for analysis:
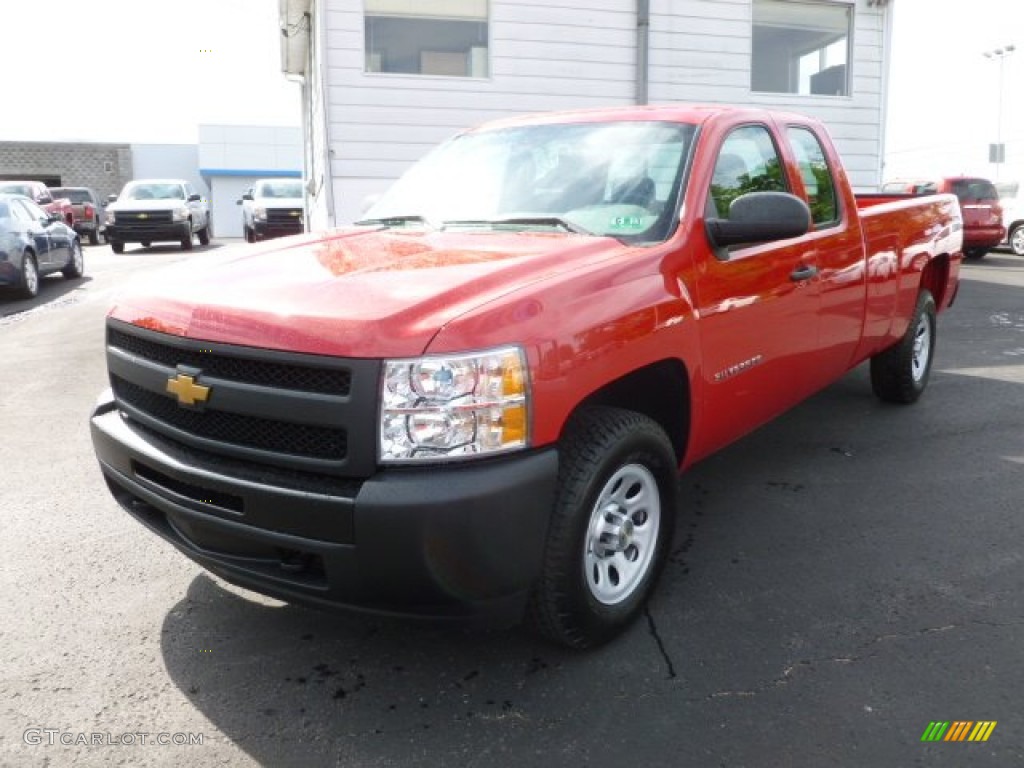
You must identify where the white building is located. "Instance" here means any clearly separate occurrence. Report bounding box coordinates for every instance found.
[279,0,894,228]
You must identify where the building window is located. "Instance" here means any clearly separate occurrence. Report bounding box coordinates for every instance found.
[751,1,851,97]
[365,0,489,78]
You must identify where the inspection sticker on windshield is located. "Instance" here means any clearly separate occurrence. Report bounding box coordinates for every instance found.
[610,215,644,230]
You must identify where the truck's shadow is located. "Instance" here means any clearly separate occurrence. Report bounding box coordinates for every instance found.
[0,274,93,316]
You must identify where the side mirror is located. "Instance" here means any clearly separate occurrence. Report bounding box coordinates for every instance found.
[107,194,118,203]
[241,193,254,201]
[705,191,811,252]
[46,213,61,225]
[38,195,53,205]
[187,193,202,202]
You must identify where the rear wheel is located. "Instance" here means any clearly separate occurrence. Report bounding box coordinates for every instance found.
[529,406,678,649]
[16,251,40,298]
[62,240,84,279]
[110,241,124,254]
[1010,225,1024,256]
[870,289,936,404]
[141,241,151,248]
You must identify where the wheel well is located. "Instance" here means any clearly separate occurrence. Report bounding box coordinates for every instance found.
[567,359,690,463]
[920,255,950,308]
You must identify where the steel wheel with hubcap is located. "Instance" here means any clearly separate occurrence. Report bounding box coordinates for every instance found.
[870,289,936,403]
[583,463,661,606]
[530,406,677,648]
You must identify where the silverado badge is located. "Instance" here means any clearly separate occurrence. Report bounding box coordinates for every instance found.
[138,213,149,220]
[166,373,210,406]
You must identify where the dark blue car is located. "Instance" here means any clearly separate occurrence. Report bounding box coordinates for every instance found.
[0,193,83,299]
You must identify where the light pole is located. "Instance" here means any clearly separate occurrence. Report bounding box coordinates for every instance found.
[983,45,1015,179]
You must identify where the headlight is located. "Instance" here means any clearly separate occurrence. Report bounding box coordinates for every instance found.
[105,210,116,225]
[172,207,189,222]
[253,206,267,221]
[380,346,529,463]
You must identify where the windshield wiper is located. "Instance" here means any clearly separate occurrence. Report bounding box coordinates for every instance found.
[353,215,434,228]
[442,217,594,235]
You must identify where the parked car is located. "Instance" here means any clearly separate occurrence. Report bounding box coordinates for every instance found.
[238,179,304,242]
[50,186,104,246]
[90,105,964,648]
[104,179,211,253]
[995,180,1024,256]
[0,193,83,299]
[0,181,76,230]
[880,176,1004,259]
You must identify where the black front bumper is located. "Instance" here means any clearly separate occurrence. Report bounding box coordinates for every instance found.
[253,220,303,239]
[91,391,558,626]
[106,222,190,244]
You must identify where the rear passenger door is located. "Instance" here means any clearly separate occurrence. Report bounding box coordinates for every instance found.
[11,199,55,267]
[783,125,866,383]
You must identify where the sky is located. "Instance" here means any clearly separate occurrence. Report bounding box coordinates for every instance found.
[3,0,1024,185]
[1,0,300,144]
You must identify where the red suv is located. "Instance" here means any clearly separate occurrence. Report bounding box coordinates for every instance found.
[881,176,1004,259]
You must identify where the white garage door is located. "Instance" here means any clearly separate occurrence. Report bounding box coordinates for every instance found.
[210,176,258,239]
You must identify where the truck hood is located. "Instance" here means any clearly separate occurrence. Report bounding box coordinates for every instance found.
[108,199,192,212]
[255,196,304,209]
[109,227,630,357]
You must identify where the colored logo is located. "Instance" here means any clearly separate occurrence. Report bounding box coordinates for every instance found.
[921,721,997,742]
[138,213,149,219]
[166,373,211,406]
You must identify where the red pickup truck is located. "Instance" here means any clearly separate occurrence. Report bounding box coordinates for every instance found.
[0,180,76,228]
[90,106,962,648]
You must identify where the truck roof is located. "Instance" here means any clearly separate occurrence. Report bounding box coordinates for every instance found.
[466,104,822,133]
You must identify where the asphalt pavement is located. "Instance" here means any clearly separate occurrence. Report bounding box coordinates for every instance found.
[1,242,1022,767]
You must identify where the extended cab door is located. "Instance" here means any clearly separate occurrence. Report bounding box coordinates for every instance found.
[691,123,822,455]
[782,124,867,383]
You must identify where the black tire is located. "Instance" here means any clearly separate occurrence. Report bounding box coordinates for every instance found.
[964,248,987,260]
[870,289,937,404]
[111,241,125,254]
[244,225,255,244]
[62,240,84,279]
[16,250,40,299]
[529,406,678,649]
[1009,224,1024,257]
[198,224,211,246]
[88,228,99,246]
[180,226,193,251]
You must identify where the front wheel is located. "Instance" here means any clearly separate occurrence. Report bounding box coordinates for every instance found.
[870,289,937,403]
[180,225,193,251]
[198,222,211,246]
[529,407,678,649]
[1009,225,1024,256]
[110,241,124,254]
[964,248,988,260]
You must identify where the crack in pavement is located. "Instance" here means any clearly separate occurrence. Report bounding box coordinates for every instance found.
[645,605,677,679]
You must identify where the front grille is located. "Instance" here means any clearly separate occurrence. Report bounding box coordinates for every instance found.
[108,328,349,395]
[116,211,173,224]
[267,208,303,224]
[105,319,380,477]
[113,376,347,460]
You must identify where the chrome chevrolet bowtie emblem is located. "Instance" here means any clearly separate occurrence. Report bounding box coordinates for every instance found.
[166,373,210,406]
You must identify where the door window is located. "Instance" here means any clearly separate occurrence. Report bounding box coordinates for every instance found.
[786,126,840,227]
[708,125,788,220]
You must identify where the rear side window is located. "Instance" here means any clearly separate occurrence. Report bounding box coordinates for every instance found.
[951,179,998,202]
[786,126,839,227]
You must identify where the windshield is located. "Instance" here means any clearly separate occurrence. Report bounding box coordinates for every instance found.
[361,120,696,242]
[256,180,303,198]
[951,179,998,202]
[121,182,185,201]
[51,188,92,203]
[0,183,34,197]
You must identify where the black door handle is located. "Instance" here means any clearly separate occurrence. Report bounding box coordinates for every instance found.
[790,264,818,282]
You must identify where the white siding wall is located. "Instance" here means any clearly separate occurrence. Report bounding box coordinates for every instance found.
[324,0,638,223]
[648,0,889,190]
[317,0,890,222]
[305,0,334,230]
